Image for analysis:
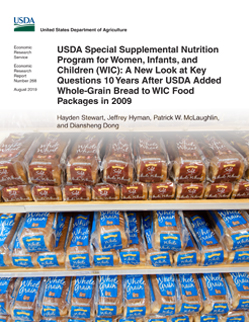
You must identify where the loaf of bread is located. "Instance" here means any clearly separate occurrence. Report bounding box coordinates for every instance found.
[124,275,150,317]
[148,181,176,199]
[102,134,134,185]
[97,275,123,316]
[32,185,63,201]
[19,212,56,253]
[121,183,147,200]
[166,135,207,183]
[67,133,102,185]
[65,213,92,269]
[197,134,245,183]
[119,212,146,265]
[92,184,120,201]
[11,277,42,321]
[185,212,228,266]
[0,133,38,186]
[41,277,71,317]
[173,227,200,267]
[143,213,173,267]
[178,274,203,314]
[135,134,168,183]
[0,213,22,267]
[208,210,249,251]
[197,273,230,315]
[92,211,129,252]
[153,210,184,252]
[150,274,178,316]
[63,185,91,201]
[224,272,249,311]
[2,185,33,202]
[37,213,70,268]
[70,276,96,318]
[204,183,233,199]
[176,183,205,200]
[231,180,249,199]
[0,278,16,315]
[228,248,249,264]
[28,133,70,186]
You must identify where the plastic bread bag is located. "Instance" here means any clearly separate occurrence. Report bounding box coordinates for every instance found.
[219,311,247,322]
[67,133,103,185]
[123,275,150,318]
[148,274,178,316]
[185,211,228,266]
[28,133,71,186]
[36,213,71,268]
[70,276,96,319]
[231,180,249,198]
[2,186,33,202]
[143,212,173,267]
[92,184,120,201]
[177,274,203,315]
[18,212,57,253]
[208,210,249,252]
[166,134,207,183]
[97,275,123,317]
[152,210,188,252]
[120,183,148,200]
[102,133,134,185]
[204,183,233,199]
[0,315,15,322]
[0,133,41,186]
[223,272,249,311]
[0,213,22,267]
[148,181,176,200]
[91,212,120,267]
[0,278,16,315]
[197,273,230,315]
[41,277,71,317]
[63,185,92,201]
[65,213,93,269]
[173,226,200,267]
[11,217,38,268]
[11,277,43,321]
[134,133,169,183]
[196,133,245,183]
[119,211,146,266]
[228,247,249,264]
[31,185,63,201]
[91,211,129,252]
[176,183,205,200]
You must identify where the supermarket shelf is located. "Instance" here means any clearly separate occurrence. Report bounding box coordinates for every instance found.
[0,199,249,213]
[1,264,249,277]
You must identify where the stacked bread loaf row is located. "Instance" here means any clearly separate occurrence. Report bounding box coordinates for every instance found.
[1,132,249,202]
[1,272,249,321]
[1,210,249,269]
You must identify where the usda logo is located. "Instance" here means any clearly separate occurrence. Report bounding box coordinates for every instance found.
[14,17,35,32]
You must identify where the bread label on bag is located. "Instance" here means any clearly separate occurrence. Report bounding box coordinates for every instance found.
[16,277,41,303]
[126,275,145,299]
[127,212,139,244]
[231,233,249,250]
[71,306,91,318]
[0,213,16,247]
[226,317,245,322]
[73,276,94,299]
[37,254,59,268]
[69,319,91,322]
[70,214,90,248]
[150,253,171,267]
[230,272,249,293]
[3,185,30,202]
[158,304,175,315]
[68,253,90,269]
[97,305,117,316]
[231,251,249,263]
[100,275,118,298]
[100,231,122,251]
[177,252,197,267]
[171,317,192,322]
[22,234,48,252]
[120,251,140,265]
[41,305,60,317]
[147,320,167,322]
[100,211,120,226]
[12,255,34,268]
[94,254,114,266]
[203,274,226,296]
[198,317,218,322]
[203,251,224,266]
[160,233,182,251]
[45,277,65,299]
[13,309,34,321]
[0,255,6,267]
[126,306,146,317]
[55,213,67,247]
[95,319,113,322]
[24,212,49,229]
[218,210,247,228]
[179,274,197,296]
[157,210,177,227]
[151,182,174,199]
[70,164,94,185]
